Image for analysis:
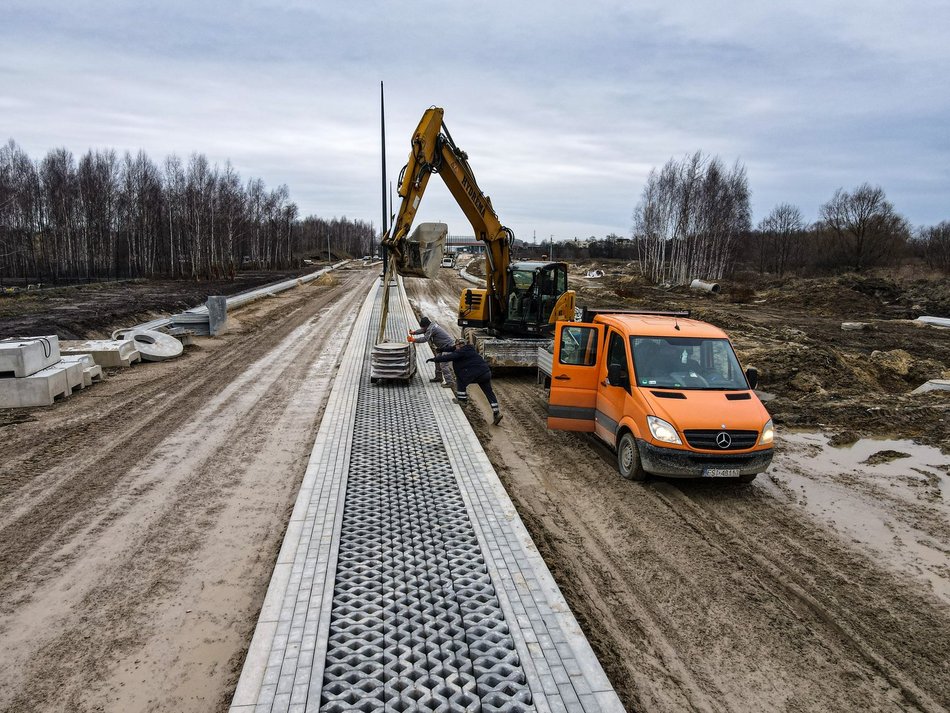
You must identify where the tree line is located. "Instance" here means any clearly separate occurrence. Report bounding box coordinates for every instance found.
[0,140,377,282]
[630,152,948,283]
[519,152,947,282]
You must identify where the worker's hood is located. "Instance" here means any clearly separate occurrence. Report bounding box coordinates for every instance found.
[640,388,770,433]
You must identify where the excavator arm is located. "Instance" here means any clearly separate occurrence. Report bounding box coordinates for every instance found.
[383,107,513,323]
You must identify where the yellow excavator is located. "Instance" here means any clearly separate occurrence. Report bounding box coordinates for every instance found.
[383,106,576,367]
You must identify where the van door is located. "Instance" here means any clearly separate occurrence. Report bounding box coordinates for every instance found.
[595,329,632,447]
[547,322,604,432]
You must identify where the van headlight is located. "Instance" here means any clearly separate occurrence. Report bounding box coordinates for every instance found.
[759,419,774,445]
[647,416,682,445]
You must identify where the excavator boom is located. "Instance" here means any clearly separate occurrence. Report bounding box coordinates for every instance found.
[384,107,512,322]
[383,107,575,358]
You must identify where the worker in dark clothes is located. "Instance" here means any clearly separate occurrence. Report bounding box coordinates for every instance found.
[429,338,503,425]
[408,316,456,388]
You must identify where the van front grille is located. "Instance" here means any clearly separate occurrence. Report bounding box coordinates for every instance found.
[683,429,758,450]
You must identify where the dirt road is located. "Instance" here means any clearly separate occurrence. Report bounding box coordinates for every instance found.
[0,267,374,712]
[2,261,947,713]
[405,267,950,713]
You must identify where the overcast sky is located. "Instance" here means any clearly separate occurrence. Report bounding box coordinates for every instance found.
[3,1,948,243]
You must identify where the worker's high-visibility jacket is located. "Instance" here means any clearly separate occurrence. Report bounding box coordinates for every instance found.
[431,344,491,385]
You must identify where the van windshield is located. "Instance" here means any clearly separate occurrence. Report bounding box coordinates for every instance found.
[630,336,748,390]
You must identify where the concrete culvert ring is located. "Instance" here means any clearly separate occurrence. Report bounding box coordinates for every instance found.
[121,329,183,361]
[690,279,721,294]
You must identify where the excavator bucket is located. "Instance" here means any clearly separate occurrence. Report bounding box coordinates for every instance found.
[395,222,447,279]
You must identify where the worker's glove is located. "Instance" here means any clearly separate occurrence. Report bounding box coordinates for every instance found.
[407,336,415,343]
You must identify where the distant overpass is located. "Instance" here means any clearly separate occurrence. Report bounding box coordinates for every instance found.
[445,234,484,253]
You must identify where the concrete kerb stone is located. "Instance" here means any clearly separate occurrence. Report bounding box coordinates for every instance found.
[228,277,378,713]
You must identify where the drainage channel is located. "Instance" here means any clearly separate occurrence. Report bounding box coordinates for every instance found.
[230,278,623,713]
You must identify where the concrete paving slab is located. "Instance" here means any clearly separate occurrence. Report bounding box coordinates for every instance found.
[230,278,622,713]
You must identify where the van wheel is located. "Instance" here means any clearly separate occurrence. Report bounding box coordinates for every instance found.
[738,473,756,483]
[617,433,646,481]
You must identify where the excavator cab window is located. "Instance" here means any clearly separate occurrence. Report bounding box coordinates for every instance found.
[507,269,537,323]
[537,265,565,324]
[506,264,567,328]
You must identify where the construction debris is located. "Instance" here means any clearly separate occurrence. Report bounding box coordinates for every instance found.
[912,379,950,394]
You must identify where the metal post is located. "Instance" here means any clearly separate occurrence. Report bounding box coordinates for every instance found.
[380,81,388,267]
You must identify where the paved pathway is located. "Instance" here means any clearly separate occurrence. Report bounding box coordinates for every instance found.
[229,278,624,713]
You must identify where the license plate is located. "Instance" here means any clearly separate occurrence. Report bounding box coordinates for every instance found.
[704,467,740,478]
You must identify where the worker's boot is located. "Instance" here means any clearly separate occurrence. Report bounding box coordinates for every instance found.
[492,409,503,426]
[441,381,454,389]
[429,376,442,383]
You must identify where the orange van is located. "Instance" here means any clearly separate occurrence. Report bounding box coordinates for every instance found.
[547,311,774,482]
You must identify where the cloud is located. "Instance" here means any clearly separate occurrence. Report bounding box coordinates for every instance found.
[2,0,948,239]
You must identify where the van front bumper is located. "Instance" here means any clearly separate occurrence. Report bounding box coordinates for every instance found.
[636,440,773,478]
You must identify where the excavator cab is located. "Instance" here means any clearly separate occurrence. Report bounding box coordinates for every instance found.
[503,262,570,334]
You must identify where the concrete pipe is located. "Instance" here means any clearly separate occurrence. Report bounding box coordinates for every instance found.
[690,279,721,294]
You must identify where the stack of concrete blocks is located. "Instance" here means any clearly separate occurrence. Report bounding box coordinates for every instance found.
[59,339,141,367]
[0,336,90,408]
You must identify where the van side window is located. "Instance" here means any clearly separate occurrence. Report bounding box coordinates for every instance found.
[607,331,629,379]
[559,325,599,366]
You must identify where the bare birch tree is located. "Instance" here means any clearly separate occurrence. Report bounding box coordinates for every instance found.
[634,151,750,285]
[1,142,372,282]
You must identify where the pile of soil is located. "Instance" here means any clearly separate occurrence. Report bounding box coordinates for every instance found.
[569,264,950,451]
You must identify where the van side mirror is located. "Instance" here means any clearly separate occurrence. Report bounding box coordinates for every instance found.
[745,367,758,390]
[607,363,629,389]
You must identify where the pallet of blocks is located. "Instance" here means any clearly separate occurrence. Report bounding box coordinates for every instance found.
[0,336,89,408]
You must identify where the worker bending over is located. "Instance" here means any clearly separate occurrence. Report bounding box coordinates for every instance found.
[408,316,456,388]
[429,338,503,426]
